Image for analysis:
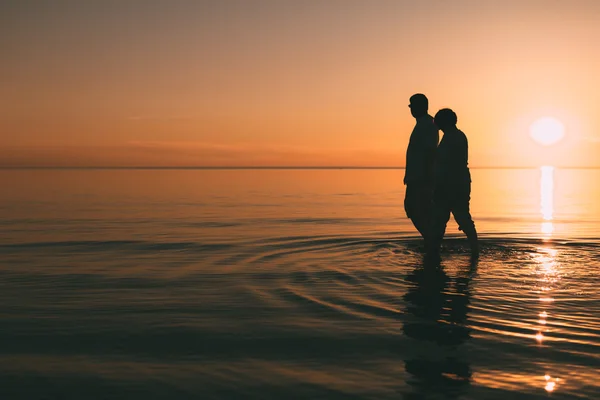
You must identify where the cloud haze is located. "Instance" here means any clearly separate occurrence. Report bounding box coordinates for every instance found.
[0,142,403,168]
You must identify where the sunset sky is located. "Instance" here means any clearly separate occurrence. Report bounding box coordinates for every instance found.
[2,0,600,167]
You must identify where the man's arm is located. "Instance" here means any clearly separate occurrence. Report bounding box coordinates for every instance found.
[423,126,439,184]
[404,127,419,184]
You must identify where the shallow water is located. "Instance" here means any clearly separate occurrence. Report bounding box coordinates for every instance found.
[1,169,599,399]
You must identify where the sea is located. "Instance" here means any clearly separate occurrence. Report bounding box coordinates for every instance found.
[1,168,599,400]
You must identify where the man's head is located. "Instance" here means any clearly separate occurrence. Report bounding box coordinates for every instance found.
[409,93,428,118]
[434,108,458,130]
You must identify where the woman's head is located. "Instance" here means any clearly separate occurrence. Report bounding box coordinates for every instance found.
[434,108,458,130]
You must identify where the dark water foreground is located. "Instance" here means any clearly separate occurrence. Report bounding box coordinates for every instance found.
[1,235,599,400]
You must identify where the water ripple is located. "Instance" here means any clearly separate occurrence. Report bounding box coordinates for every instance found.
[1,235,599,399]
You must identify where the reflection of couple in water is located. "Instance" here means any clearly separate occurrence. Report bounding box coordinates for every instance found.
[404,93,479,259]
[402,259,477,399]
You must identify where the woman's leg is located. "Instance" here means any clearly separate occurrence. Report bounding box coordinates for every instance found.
[452,183,479,256]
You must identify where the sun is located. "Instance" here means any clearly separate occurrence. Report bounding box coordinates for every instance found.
[529,117,565,146]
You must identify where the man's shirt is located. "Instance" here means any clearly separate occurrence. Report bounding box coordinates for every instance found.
[404,114,439,185]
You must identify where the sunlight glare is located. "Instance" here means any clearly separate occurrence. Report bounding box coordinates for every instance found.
[530,117,565,146]
[536,332,544,342]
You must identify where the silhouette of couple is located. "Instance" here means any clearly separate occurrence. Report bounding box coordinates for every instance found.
[404,93,479,258]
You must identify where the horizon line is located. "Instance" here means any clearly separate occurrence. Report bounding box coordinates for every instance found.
[1,166,600,170]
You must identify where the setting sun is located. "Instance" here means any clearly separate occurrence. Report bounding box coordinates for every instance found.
[529,117,566,146]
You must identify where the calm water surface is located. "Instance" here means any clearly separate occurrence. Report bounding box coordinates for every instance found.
[1,169,599,399]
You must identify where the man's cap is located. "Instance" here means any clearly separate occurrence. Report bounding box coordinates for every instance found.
[409,93,428,108]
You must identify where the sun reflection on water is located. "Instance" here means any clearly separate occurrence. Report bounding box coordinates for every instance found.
[532,245,564,393]
[540,166,554,237]
[544,374,560,392]
[541,222,554,235]
[535,332,544,342]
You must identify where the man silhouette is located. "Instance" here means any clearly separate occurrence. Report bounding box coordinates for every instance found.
[404,94,439,242]
[428,108,479,258]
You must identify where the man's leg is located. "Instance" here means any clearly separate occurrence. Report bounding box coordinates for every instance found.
[405,184,430,240]
[416,183,434,242]
[427,197,451,256]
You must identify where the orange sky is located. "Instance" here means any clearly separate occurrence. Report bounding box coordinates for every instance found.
[1,1,600,167]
